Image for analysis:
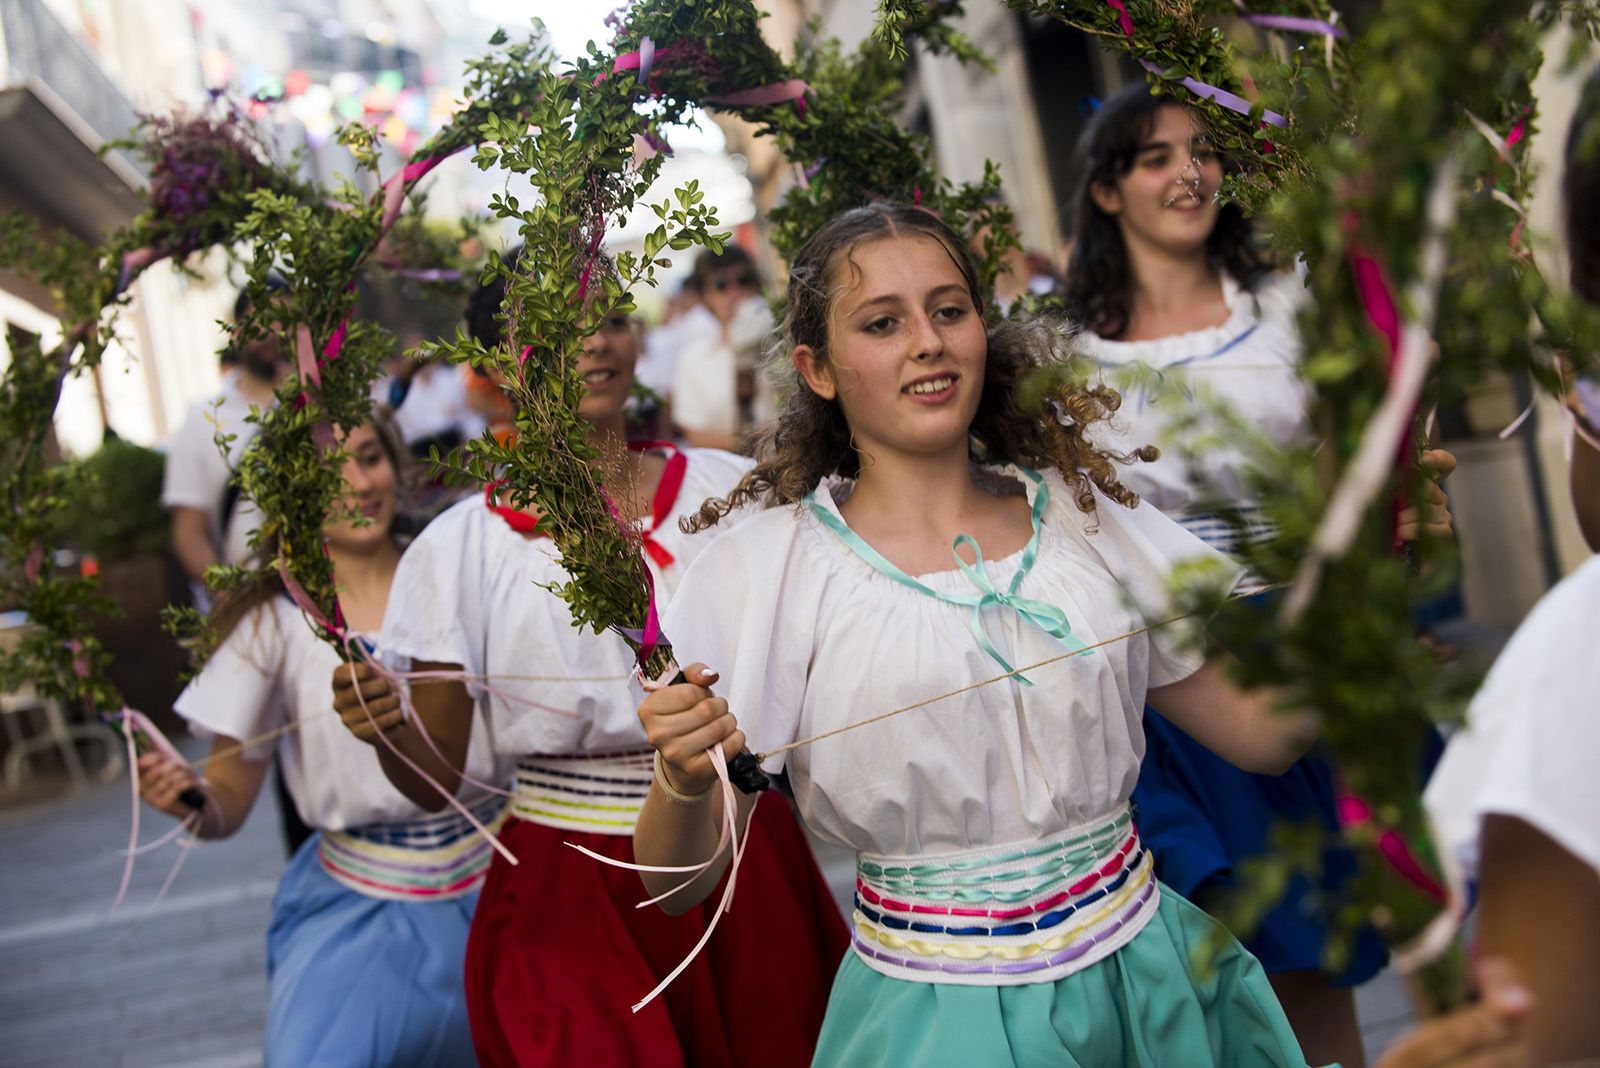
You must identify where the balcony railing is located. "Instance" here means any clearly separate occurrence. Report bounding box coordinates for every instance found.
[0,0,144,176]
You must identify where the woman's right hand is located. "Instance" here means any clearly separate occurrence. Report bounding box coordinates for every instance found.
[1375,958,1534,1068]
[331,661,406,745]
[135,751,202,820]
[638,662,744,796]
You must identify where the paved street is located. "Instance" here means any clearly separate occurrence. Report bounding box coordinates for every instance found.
[0,737,1416,1068]
[0,736,280,1068]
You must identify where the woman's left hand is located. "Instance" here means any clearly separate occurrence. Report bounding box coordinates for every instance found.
[1397,447,1457,542]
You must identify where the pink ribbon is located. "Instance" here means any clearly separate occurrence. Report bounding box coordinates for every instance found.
[112,707,201,911]
[22,541,44,583]
[705,79,810,109]
[1244,14,1346,37]
[378,150,464,234]
[293,324,323,388]
[603,39,684,85]
[1337,794,1446,902]
[565,741,756,1012]
[278,558,337,636]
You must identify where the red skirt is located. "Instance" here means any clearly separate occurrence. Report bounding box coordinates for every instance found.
[464,793,849,1068]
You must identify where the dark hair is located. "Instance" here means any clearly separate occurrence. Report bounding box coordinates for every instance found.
[689,245,758,294]
[684,202,1152,532]
[224,273,289,367]
[1566,71,1600,305]
[207,408,413,650]
[1062,85,1269,339]
[465,246,524,351]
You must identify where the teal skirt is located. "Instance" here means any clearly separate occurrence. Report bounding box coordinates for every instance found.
[814,884,1320,1068]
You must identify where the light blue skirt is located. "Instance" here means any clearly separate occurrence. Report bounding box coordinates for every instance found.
[264,834,479,1067]
[815,884,1323,1067]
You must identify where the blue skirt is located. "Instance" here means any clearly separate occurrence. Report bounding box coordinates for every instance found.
[264,834,479,1067]
[1133,710,1387,984]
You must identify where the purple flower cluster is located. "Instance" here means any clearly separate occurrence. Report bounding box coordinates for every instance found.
[135,104,278,254]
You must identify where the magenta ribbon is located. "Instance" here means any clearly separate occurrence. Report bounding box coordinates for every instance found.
[1106,0,1136,36]
[1505,113,1527,150]
[1244,13,1346,37]
[576,224,607,301]
[1337,794,1446,902]
[1349,247,1402,361]
[1346,237,1413,542]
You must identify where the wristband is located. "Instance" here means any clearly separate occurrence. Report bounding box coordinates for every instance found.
[653,750,713,805]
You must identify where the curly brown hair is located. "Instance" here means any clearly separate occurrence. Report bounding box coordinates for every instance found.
[683,201,1153,533]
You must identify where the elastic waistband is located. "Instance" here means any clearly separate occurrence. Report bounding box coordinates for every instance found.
[511,749,654,836]
[317,795,508,901]
[850,806,1159,985]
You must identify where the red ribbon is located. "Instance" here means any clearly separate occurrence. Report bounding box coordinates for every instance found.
[484,479,546,536]
[628,440,687,570]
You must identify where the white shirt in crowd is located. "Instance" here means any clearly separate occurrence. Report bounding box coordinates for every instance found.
[390,363,486,445]
[159,369,266,568]
[668,299,774,436]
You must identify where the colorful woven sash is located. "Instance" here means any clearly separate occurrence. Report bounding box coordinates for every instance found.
[317,794,508,901]
[1175,505,1277,595]
[850,806,1160,985]
[512,748,655,835]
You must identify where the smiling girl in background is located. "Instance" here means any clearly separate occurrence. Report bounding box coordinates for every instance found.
[1062,86,1458,1068]
[136,414,500,1067]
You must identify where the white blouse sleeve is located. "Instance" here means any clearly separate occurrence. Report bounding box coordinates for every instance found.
[1425,556,1600,891]
[660,507,815,770]
[172,601,288,759]
[1068,481,1245,687]
[380,504,486,670]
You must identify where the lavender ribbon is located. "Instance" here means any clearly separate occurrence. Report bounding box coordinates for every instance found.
[1244,13,1346,37]
[1137,60,1288,127]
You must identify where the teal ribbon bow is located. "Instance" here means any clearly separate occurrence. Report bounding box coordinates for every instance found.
[804,466,1089,684]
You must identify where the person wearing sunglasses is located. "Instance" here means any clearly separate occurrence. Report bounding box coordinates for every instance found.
[669,245,774,450]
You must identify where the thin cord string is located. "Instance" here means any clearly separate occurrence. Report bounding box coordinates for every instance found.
[755,582,1286,763]
[187,670,631,770]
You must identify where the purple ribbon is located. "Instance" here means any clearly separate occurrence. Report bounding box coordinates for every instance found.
[1244,14,1346,38]
[1137,60,1288,127]
[637,36,656,85]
